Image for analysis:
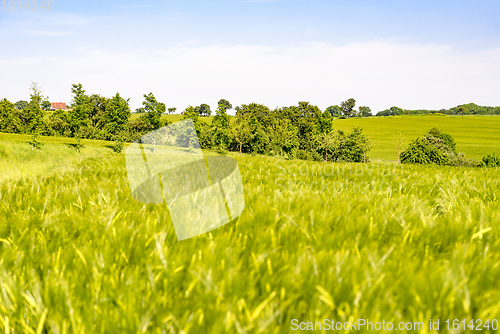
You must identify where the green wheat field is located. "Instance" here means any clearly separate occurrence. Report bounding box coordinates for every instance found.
[1,115,500,333]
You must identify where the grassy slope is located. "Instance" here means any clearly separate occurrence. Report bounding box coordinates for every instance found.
[0,132,500,332]
[333,115,500,161]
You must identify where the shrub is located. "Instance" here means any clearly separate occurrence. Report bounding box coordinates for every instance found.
[481,153,500,167]
[400,128,458,166]
[331,128,372,163]
[400,136,450,165]
[113,137,124,153]
[449,152,481,167]
[428,127,456,153]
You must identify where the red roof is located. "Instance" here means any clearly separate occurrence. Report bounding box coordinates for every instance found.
[51,102,67,110]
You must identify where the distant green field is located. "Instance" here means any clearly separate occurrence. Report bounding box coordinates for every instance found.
[333,115,500,161]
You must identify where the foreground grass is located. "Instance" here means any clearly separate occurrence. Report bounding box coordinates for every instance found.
[1,134,500,333]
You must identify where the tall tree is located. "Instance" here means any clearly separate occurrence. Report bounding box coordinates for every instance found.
[231,115,253,154]
[267,117,298,159]
[325,105,342,117]
[196,103,211,117]
[0,99,17,133]
[358,106,372,117]
[86,94,108,129]
[141,93,165,130]
[456,105,468,117]
[340,98,356,118]
[28,82,48,149]
[212,103,231,149]
[217,99,232,112]
[168,107,177,114]
[14,100,28,110]
[104,93,131,140]
[68,83,90,151]
[317,130,336,162]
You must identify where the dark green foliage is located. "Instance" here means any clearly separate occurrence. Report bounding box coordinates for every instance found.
[14,100,28,110]
[113,135,124,153]
[375,103,500,116]
[0,99,18,133]
[140,93,165,130]
[195,103,211,117]
[217,99,232,112]
[481,153,500,167]
[331,127,371,163]
[41,100,51,111]
[376,106,403,117]
[400,128,476,166]
[340,98,356,118]
[325,105,342,117]
[358,106,372,117]
[400,136,451,165]
[428,127,456,153]
[103,93,131,140]
[3,85,378,162]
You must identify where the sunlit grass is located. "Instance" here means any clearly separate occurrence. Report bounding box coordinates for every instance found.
[1,132,500,332]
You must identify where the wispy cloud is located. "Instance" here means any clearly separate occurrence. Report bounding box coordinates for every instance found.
[2,41,500,112]
[26,30,72,36]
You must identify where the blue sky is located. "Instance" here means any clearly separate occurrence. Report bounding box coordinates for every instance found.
[1,0,500,112]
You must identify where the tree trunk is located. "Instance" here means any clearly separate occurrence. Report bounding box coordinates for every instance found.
[280,147,283,159]
[220,137,223,149]
[240,142,242,154]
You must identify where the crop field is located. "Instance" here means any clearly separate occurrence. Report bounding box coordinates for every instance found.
[1,116,500,333]
[332,115,500,161]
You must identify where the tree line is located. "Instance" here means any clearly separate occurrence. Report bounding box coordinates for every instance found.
[376,103,500,117]
[0,83,373,161]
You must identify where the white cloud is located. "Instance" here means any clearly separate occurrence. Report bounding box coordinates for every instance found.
[1,41,500,112]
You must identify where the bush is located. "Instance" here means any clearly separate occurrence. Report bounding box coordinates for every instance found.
[400,136,450,165]
[428,127,456,153]
[113,137,124,153]
[331,128,371,163]
[400,129,458,165]
[481,153,500,167]
[449,152,481,167]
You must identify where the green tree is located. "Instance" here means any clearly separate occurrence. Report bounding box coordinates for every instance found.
[41,100,51,111]
[267,117,298,159]
[0,98,17,133]
[358,106,372,117]
[168,107,177,114]
[104,93,131,140]
[68,83,90,151]
[218,99,232,112]
[340,98,356,118]
[325,105,342,117]
[212,103,231,149]
[28,82,47,149]
[14,100,28,110]
[317,130,336,162]
[456,105,469,117]
[231,115,253,154]
[48,109,70,136]
[317,110,334,134]
[196,103,211,117]
[141,93,165,130]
